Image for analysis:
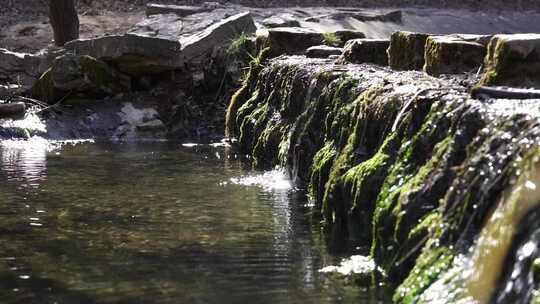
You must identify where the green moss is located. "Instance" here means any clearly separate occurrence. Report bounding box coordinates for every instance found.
[394,242,455,303]
[370,100,456,278]
[343,134,398,241]
[310,142,338,206]
[388,31,429,71]
[423,37,485,76]
[225,48,270,138]
[227,32,253,57]
[253,123,284,168]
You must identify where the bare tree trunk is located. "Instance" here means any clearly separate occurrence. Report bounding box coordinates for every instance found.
[49,0,79,46]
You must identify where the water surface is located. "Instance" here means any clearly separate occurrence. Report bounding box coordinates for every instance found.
[0,140,387,303]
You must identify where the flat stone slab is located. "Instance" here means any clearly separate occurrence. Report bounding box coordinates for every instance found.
[388,31,430,71]
[64,34,183,75]
[146,4,211,17]
[305,10,402,23]
[258,27,325,56]
[424,35,486,76]
[259,27,368,57]
[306,45,343,58]
[338,38,389,66]
[479,34,540,88]
[262,14,300,28]
[128,13,184,40]
[332,30,366,47]
[64,11,256,75]
[180,12,256,65]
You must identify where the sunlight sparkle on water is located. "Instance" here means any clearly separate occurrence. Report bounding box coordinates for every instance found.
[228,170,293,191]
[319,255,383,276]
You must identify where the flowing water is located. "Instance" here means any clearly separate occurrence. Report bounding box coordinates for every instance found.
[0,139,388,304]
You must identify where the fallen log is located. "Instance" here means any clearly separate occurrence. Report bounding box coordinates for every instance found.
[471,86,540,100]
[0,102,26,119]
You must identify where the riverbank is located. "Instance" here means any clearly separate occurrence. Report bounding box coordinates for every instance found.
[2,2,540,302]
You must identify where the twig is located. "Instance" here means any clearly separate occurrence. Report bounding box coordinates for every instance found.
[391,88,432,132]
[36,90,73,115]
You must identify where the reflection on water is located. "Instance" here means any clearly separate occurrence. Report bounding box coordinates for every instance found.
[0,141,388,303]
[0,138,94,189]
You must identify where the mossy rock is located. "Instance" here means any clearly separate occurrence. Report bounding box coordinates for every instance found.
[31,54,131,104]
[478,34,540,88]
[338,39,390,66]
[388,31,430,71]
[424,35,486,76]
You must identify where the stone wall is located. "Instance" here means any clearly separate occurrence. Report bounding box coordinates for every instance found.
[227,54,540,303]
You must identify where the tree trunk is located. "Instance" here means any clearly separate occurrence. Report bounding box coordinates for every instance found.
[49,0,79,46]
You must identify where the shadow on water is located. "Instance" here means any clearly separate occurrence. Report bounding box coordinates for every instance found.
[0,140,390,304]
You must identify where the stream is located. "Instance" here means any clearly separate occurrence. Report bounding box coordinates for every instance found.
[0,139,389,303]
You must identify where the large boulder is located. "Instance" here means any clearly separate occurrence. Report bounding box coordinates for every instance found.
[64,34,183,76]
[306,45,343,58]
[388,31,430,71]
[338,38,389,66]
[32,54,131,104]
[180,11,257,65]
[424,35,487,76]
[64,11,256,75]
[479,34,540,88]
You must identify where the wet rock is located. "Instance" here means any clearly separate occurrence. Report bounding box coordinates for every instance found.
[113,102,167,140]
[338,38,389,66]
[146,3,210,17]
[424,35,486,76]
[227,54,540,303]
[261,14,300,28]
[31,54,131,104]
[257,27,325,56]
[306,45,343,58]
[479,34,540,88]
[388,31,430,71]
